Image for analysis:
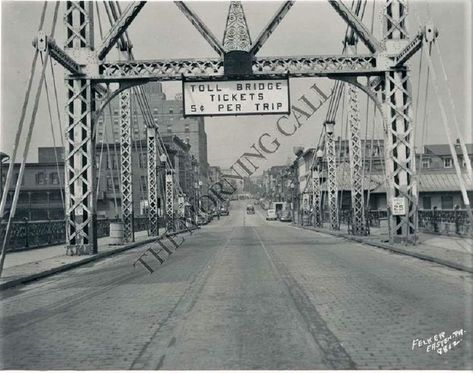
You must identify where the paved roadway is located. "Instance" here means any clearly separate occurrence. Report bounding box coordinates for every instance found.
[1,201,472,369]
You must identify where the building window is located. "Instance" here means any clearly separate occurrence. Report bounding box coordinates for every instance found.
[113,109,119,116]
[441,195,453,209]
[167,125,172,133]
[114,177,120,190]
[141,176,147,192]
[422,158,431,169]
[111,154,118,170]
[169,109,174,114]
[106,177,113,191]
[139,153,147,168]
[184,125,190,133]
[153,108,158,114]
[36,172,46,185]
[422,196,431,210]
[50,172,59,185]
[113,119,119,126]
[443,157,453,168]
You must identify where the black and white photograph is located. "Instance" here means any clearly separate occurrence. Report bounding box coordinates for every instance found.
[0,0,472,370]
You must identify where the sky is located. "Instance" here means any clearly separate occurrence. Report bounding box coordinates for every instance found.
[0,0,472,173]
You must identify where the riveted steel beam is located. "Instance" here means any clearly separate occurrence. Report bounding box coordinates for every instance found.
[250,1,295,55]
[328,0,383,53]
[174,1,225,56]
[97,1,146,60]
[96,54,381,82]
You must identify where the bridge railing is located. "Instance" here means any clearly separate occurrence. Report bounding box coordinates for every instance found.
[0,216,159,252]
[319,209,470,236]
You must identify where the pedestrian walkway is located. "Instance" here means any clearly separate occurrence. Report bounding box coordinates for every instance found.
[0,230,154,290]
[300,223,473,273]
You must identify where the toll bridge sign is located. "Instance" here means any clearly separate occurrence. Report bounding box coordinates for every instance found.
[183,77,290,116]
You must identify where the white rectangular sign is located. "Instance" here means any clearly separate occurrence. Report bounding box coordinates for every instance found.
[392,197,406,216]
[183,78,290,116]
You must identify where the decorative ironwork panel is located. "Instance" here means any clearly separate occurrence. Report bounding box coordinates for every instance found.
[97,55,379,82]
[147,127,159,236]
[120,89,134,243]
[223,1,252,51]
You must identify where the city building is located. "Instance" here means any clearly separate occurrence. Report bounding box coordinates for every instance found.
[98,82,209,187]
[1,137,198,220]
[263,141,473,219]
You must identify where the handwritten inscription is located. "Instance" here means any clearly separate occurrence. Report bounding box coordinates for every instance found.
[412,329,465,355]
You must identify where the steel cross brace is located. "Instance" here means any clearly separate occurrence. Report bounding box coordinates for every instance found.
[328,0,384,53]
[174,1,225,56]
[97,1,146,60]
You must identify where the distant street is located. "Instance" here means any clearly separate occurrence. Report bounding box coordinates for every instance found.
[1,201,471,370]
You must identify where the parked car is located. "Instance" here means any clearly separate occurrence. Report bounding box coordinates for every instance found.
[266,209,277,221]
[246,204,255,214]
[220,206,229,216]
[279,209,292,222]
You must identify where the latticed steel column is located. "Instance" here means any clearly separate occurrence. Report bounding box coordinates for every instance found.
[324,121,339,230]
[383,0,418,243]
[312,170,322,227]
[347,81,366,235]
[147,127,159,236]
[165,172,174,232]
[177,195,185,219]
[64,2,97,255]
[119,89,134,242]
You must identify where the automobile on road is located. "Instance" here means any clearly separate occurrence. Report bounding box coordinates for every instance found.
[266,208,277,220]
[279,209,292,222]
[246,204,255,214]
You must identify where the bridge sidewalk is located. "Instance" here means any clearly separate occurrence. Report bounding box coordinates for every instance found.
[0,231,155,290]
[300,224,473,273]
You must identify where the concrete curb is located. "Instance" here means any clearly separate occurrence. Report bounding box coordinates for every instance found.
[0,236,159,291]
[299,225,473,274]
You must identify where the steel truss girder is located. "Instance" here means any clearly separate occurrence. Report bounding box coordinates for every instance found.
[98,1,146,60]
[347,84,366,235]
[325,122,339,230]
[147,127,159,236]
[312,170,322,227]
[174,1,225,56]
[96,55,380,82]
[328,0,383,53]
[120,89,134,243]
[165,173,174,232]
[250,1,295,55]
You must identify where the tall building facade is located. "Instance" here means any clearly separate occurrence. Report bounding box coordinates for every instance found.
[98,82,209,184]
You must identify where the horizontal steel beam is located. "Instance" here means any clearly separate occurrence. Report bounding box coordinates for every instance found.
[250,1,295,55]
[97,1,146,60]
[328,0,383,53]
[96,54,382,82]
[174,1,225,56]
